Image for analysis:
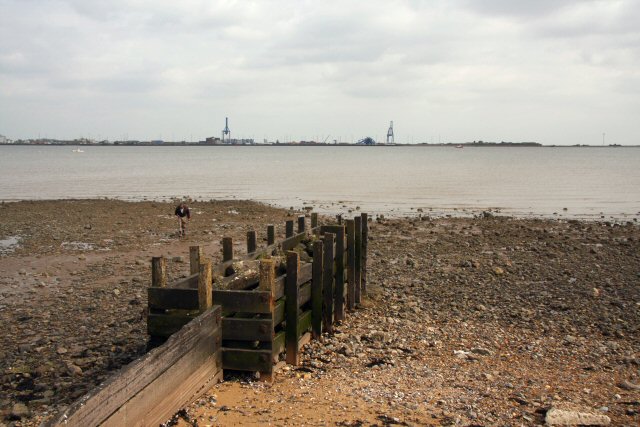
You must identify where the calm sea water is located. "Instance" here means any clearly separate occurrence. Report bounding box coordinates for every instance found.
[1,145,639,218]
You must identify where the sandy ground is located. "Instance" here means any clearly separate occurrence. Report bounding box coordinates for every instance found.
[0,200,638,426]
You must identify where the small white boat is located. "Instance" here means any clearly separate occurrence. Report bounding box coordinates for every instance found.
[72,148,84,153]
[455,145,463,149]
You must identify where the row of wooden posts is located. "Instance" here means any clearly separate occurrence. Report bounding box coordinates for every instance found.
[147,212,369,377]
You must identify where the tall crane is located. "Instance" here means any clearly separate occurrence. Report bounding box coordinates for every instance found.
[386,121,394,144]
[221,117,231,143]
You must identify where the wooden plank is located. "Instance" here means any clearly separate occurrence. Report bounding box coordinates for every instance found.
[213,290,272,314]
[298,282,311,306]
[361,212,368,297]
[355,215,363,304]
[298,215,305,233]
[148,288,198,311]
[198,260,212,312]
[273,299,285,326]
[285,251,299,365]
[247,230,257,254]
[297,310,312,338]
[272,331,285,359]
[47,307,222,427]
[311,212,318,228]
[222,317,273,341]
[152,257,166,288]
[281,231,306,252]
[346,219,356,310]
[189,246,203,275]
[273,262,311,301]
[285,220,294,238]
[147,313,195,338]
[323,233,335,333]
[298,262,313,285]
[222,237,234,262]
[267,224,275,246]
[312,241,323,338]
[172,273,199,289]
[332,226,346,321]
[222,348,272,373]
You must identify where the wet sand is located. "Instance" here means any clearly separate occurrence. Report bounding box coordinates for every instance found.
[0,200,638,426]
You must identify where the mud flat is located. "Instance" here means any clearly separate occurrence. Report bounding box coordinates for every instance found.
[0,200,638,426]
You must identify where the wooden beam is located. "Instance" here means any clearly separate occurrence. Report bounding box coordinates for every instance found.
[222,318,273,341]
[333,226,346,321]
[148,288,198,311]
[361,212,368,297]
[297,215,305,233]
[298,282,311,306]
[285,220,294,238]
[151,257,166,288]
[285,251,299,365]
[281,230,306,251]
[311,212,318,228]
[212,290,272,314]
[312,241,323,339]
[222,348,272,373]
[198,260,212,312]
[355,215,362,305]
[172,273,199,289]
[247,230,257,254]
[322,232,335,333]
[47,307,222,427]
[346,219,356,311]
[147,313,195,338]
[297,310,312,338]
[267,224,275,246]
[189,246,203,276]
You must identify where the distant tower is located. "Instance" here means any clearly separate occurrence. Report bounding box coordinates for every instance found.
[386,121,394,144]
[222,117,231,143]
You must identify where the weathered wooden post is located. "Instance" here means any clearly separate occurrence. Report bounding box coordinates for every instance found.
[322,232,335,333]
[361,213,368,296]
[311,212,318,229]
[285,220,294,238]
[346,219,356,310]
[247,230,257,254]
[333,227,346,321]
[354,215,363,304]
[198,260,212,312]
[151,256,166,288]
[336,214,343,224]
[258,258,276,377]
[222,237,233,262]
[285,251,300,365]
[222,236,234,277]
[267,224,275,246]
[297,215,305,233]
[189,246,203,276]
[311,241,323,338]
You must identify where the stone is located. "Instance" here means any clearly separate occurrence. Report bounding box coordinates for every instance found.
[172,256,185,263]
[66,363,83,376]
[493,266,504,275]
[545,407,610,425]
[617,379,640,390]
[470,347,492,356]
[10,402,30,419]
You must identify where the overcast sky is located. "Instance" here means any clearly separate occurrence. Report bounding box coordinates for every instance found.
[1,0,639,145]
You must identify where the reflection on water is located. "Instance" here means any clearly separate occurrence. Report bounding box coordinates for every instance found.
[0,146,639,218]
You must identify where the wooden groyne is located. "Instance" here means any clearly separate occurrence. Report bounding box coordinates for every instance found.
[47,212,368,426]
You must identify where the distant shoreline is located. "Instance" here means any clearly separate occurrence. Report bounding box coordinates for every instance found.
[1,142,637,148]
